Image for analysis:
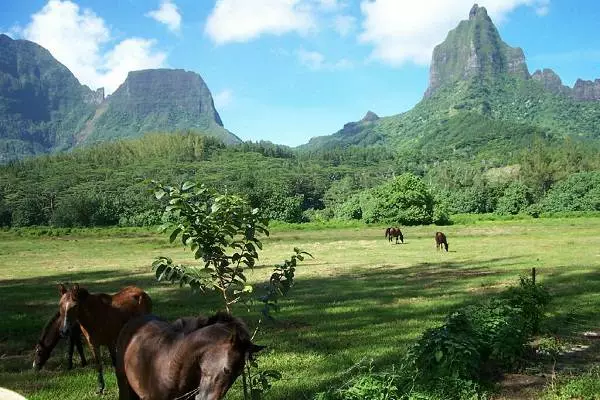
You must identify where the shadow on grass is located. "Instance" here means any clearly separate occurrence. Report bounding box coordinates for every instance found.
[1,258,599,399]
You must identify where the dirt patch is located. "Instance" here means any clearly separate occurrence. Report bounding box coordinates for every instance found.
[493,331,600,399]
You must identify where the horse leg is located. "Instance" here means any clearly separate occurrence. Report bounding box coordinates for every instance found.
[74,332,87,367]
[116,350,140,400]
[89,343,105,394]
[67,335,75,370]
[109,346,117,368]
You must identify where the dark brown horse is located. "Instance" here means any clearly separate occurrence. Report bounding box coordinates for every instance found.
[33,311,87,370]
[116,312,264,400]
[435,231,449,251]
[385,227,404,244]
[58,284,152,394]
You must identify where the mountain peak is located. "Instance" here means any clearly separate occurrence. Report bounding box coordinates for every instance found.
[424,4,529,98]
[361,111,379,122]
[469,4,487,19]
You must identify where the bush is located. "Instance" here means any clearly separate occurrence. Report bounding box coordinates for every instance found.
[315,276,550,400]
[334,174,435,225]
[538,171,600,212]
[496,182,533,215]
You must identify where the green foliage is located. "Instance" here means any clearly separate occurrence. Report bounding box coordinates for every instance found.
[538,171,600,212]
[496,182,533,215]
[150,180,269,309]
[317,276,550,400]
[542,366,600,400]
[149,180,311,399]
[335,174,434,225]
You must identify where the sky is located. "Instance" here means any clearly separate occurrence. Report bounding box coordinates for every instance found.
[1,0,599,146]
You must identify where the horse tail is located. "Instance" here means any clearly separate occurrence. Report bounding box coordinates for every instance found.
[385,227,390,238]
[399,230,404,243]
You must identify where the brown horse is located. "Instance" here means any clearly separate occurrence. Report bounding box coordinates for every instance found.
[33,311,87,371]
[435,231,449,251]
[58,284,152,394]
[116,312,264,400]
[385,227,404,244]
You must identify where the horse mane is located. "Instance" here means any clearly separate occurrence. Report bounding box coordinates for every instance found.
[202,312,251,343]
[385,227,391,238]
[39,311,61,343]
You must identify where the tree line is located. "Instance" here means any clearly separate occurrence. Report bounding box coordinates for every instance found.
[0,132,599,228]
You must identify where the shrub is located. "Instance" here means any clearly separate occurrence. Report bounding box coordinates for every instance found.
[334,174,435,225]
[538,171,600,212]
[315,276,550,400]
[496,182,533,215]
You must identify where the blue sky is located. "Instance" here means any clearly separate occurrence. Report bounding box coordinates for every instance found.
[1,0,599,146]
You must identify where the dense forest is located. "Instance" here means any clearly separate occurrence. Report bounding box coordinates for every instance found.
[1,131,599,228]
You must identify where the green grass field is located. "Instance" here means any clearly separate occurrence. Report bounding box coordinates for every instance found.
[0,218,599,399]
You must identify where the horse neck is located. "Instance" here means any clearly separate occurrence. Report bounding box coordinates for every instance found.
[41,316,62,348]
[76,294,114,334]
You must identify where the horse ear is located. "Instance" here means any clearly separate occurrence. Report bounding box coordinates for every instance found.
[58,284,67,296]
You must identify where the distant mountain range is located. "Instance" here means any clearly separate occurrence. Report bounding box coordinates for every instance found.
[2,4,600,165]
[0,34,239,163]
[304,4,600,162]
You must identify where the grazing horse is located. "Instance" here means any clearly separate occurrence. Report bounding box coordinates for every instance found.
[116,312,265,400]
[33,311,87,371]
[385,227,404,244]
[58,284,152,394]
[435,231,449,252]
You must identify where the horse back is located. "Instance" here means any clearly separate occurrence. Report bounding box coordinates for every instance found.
[112,286,153,315]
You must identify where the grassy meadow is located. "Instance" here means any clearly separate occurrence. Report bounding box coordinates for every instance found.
[0,217,599,399]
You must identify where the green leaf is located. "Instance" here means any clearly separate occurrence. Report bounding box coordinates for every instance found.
[169,228,182,243]
[154,189,166,200]
[435,350,444,362]
[182,181,196,191]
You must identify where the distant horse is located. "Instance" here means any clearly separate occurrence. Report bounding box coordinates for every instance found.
[58,284,152,394]
[385,227,404,244]
[116,312,265,400]
[33,311,87,371]
[435,232,449,251]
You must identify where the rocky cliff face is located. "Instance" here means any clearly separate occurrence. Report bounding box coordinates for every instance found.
[0,35,239,162]
[531,69,600,101]
[572,79,600,101]
[424,4,529,98]
[0,34,97,161]
[531,69,570,95]
[81,69,239,145]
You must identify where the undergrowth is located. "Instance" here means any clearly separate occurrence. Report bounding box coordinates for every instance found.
[315,276,550,400]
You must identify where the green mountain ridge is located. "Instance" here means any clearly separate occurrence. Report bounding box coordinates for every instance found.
[304,4,600,160]
[80,69,239,146]
[0,35,238,162]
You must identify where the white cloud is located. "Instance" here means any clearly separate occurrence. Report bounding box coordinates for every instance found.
[213,89,233,109]
[333,14,355,36]
[205,0,316,45]
[146,0,182,33]
[297,49,352,70]
[21,0,166,94]
[359,0,552,66]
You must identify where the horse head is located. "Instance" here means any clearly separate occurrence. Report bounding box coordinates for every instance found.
[58,283,88,338]
[193,318,265,400]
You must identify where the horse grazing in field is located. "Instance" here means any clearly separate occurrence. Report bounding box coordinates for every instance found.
[116,312,265,400]
[58,284,152,394]
[385,227,404,244]
[435,232,449,252]
[33,311,87,371]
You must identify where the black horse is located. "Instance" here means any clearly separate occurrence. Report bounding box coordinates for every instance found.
[385,227,404,244]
